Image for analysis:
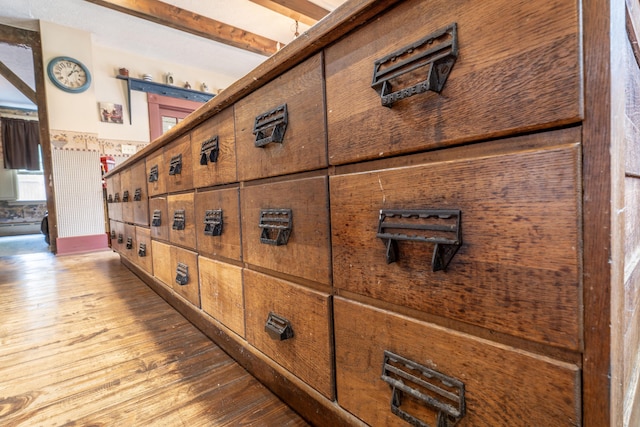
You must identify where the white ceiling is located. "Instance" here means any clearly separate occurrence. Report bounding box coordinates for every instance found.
[0,0,346,110]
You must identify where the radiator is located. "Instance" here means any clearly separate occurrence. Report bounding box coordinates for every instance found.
[52,149,105,238]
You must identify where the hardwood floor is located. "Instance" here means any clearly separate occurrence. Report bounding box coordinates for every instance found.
[0,250,309,426]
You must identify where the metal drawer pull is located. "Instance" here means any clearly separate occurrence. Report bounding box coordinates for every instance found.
[259,208,292,246]
[110,230,116,239]
[148,164,159,182]
[169,154,182,175]
[114,192,120,203]
[204,209,223,236]
[253,103,288,147]
[382,350,465,427]
[151,209,162,227]
[126,237,133,249]
[175,262,189,285]
[117,233,123,244]
[138,243,147,257]
[122,190,130,202]
[372,22,458,108]
[172,209,185,230]
[134,188,142,201]
[377,209,461,272]
[265,312,294,341]
[200,136,220,165]
[107,194,113,203]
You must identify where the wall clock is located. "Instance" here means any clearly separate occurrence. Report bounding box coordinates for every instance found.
[47,56,92,93]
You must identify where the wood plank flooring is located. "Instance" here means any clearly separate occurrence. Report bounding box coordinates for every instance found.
[0,250,309,426]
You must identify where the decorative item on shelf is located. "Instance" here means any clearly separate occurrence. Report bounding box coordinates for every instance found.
[165,72,174,85]
[184,81,191,89]
[118,67,129,77]
[142,73,153,81]
[201,82,209,92]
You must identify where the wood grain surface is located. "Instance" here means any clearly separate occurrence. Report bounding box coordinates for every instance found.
[0,251,307,426]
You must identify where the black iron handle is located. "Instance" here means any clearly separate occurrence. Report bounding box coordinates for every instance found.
[151,210,162,227]
[200,136,220,165]
[172,209,185,230]
[382,350,465,427]
[148,164,159,182]
[134,188,142,201]
[265,312,294,341]
[138,243,147,257]
[377,209,462,272]
[169,154,182,175]
[259,208,292,246]
[204,209,223,236]
[175,262,189,285]
[371,23,458,108]
[126,237,133,249]
[122,190,130,202]
[253,104,288,147]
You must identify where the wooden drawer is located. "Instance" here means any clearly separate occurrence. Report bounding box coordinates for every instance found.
[325,0,581,165]
[171,246,200,308]
[241,175,331,285]
[146,149,166,197]
[149,196,168,241]
[131,160,149,226]
[165,134,193,193]
[105,172,120,208]
[122,223,137,260]
[151,240,172,287]
[109,220,123,253]
[235,53,326,181]
[121,168,134,223]
[135,226,153,275]
[244,269,333,399]
[168,192,196,250]
[107,201,122,222]
[199,256,244,337]
[195,186,241,261]
[191,107,237,188]
[330,130,581,350]
[334,298,580,426]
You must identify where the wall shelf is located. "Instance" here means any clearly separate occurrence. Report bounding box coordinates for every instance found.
[116,75,215,124]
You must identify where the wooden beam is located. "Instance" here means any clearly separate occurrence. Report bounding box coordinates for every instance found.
[0,60,37,104]
[84,0,280,56]
[250,0,330,26]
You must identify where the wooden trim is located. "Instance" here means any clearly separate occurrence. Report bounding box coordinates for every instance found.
[84,0,280,56]
[105,0,405,176]
[249,0,330,26]
[0,23,58,254]
[582,0,627,425]
[120,256,365,427]
[0,60,36,103]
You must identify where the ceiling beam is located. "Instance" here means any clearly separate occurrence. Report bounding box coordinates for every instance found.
[84,0,280,56]
[250,0,330,26]
[0,60,36,104]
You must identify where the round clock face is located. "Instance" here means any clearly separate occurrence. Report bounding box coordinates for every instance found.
[47,56,92,93]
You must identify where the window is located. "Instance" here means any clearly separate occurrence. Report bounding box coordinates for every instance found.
[16,145,45,201]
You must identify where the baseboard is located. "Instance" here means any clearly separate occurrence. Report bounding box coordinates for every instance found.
[56,234,109,255]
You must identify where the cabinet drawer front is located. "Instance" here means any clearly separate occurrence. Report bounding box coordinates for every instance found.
[131,160,149,226]
[149,196,168,241]
[122,223,137,261]
[167,192,196,250]
[108,202,122,222]
[135,226,153,275]
[244,269,333,399]
[151,240,172,287]
[334,298,580,426]
[109,220,123,253]
[120,168,134,223]
[330,136,581,350]
[195,187,241,261]
[165,134,193,193]
[191,107,237,188]
[199,256,244,337]
[146,150,166,197]
[241,175,331,285]
[325,0,581,165]
[105,173,121,207]
[235,53,327,181]
[171,246,200,307]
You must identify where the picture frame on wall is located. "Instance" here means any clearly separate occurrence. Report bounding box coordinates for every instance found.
[99,102,123,124]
